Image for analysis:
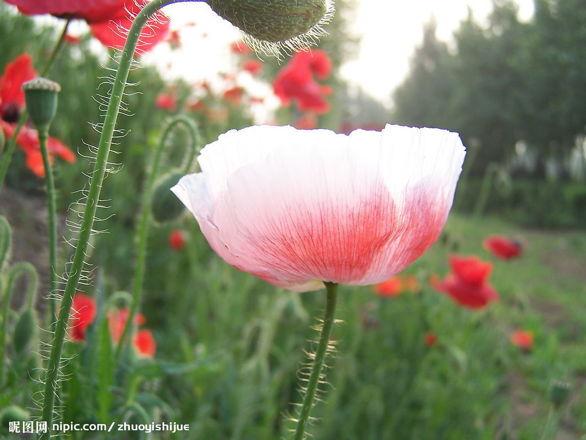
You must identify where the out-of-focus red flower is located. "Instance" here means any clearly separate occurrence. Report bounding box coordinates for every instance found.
[223,86,244,105]
[294,113,317,129]
[70,293,97,342]
[6,0,169,52]
[484,235,523,260]
[375,274,420,297]
[510,330,533,351]
[0,54,75,177]
[155,92,177,111]
[187,99,206,112]
[64,34,81,44]
[134,329,156,357]
[108,308,146,343]
[230,41,251,55]
[424,332,438,347]
[433,255,499,310]
[167,30,181,49]
[0,53,36,121]
[242,59,263,76]
[273,50,332,114]
[169,229,186,251]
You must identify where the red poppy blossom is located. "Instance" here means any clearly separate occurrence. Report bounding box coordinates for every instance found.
[223,86,245,105]
[169,229,186,251]
[433,256,499,310]
[108,308,146,343]
[242,59,263,76]
[424,332,438,347]
[6,0,169,53]
[375,274,420,297]
[510,330,533,351]
[273,50,333,114]
[230,41,251,55]
[0,54,75,177]
[484,235,523,260]
[155,92,177,111]
[187,99,206,113]
[70,293,97,342]
[134,329,156,357]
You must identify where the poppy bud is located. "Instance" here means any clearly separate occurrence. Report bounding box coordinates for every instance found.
[13,309,39,354]
[151,172,185,224]
[549,380,571,409]
[22,77,61,131]
[208,0,331,45]
[0,406,29,428]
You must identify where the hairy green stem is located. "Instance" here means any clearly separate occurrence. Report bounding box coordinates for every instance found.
[38,130,58,327]
[0,19,70,191]
[39,3,172,435]
[294,282,338,440]
[115,115,199,361]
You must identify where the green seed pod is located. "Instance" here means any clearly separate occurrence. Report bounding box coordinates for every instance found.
[208,0,332,50]
[151,172,185,224]
[549,380,571,409]
[0,406,30,428]
[22,77,61,131]
[13,309,39,355]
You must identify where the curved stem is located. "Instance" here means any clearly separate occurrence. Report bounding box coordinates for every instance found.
[38,130,58,327]
[294,282,338,440]
[0,19,70,191]
[39,2,175,435]
[115,115,199,361]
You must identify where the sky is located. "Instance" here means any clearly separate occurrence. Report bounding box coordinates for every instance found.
[139,0,535,106]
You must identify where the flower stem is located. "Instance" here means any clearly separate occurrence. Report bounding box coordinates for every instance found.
[38,129,58,327]
[0,19,70,192]
[38,2,172,436]
[294,282,338,440]
[115,115,199,362]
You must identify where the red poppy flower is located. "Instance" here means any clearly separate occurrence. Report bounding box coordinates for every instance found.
[223,86,244,105]
[294,113,317,130]
[64,34,81,44]
[230,41,251,55]
[510,330,533,351]
[108,308,146,343]
[134,329,156,357]
[5,0,169,53]
[433,255,499,310]
[424,332,438,347]
[168,229,186,251]
[0,54,75,177]
[70,293,97,342]
[375,274,420,297]
[273,50,332,114]
[242,59,263,76]
[484,235,523,260]
[167,30,181,50]
[187,99,206,113]
[155,92,177,111]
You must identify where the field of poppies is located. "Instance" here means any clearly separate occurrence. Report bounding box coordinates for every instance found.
[1,0,586,439]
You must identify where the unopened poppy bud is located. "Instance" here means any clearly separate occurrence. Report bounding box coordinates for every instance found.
[208,0,332,50]
[22,77,61,131]
[151,172,185,224]
[0,406,29,428]
[549,380,571,408]
[13,309,39,354]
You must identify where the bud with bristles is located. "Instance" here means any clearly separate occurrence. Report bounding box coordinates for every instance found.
[13,309,39,355]
[208,0,334,55]
[22,77,61,131]
[0,406,30,428]
[549,380,571,409]
[151,172,185,224]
